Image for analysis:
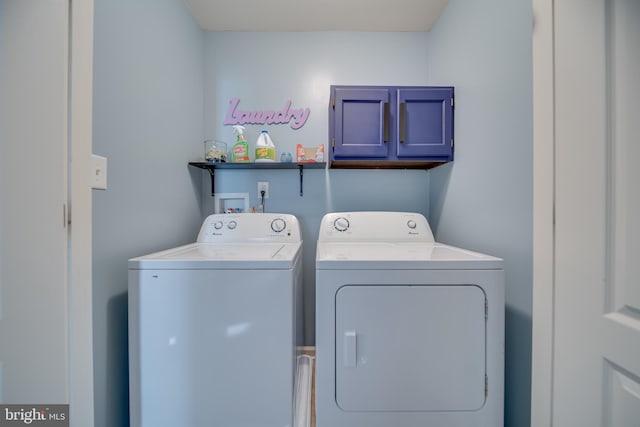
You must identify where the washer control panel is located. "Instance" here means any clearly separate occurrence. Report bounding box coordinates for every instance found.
[319,212,435,242]
[197,213,301,243]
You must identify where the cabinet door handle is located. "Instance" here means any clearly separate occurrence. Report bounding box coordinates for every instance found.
[399,102,406,143]
[383,102,390,143]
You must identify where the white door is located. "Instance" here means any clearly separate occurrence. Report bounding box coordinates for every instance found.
[0,0,70,402]
[532,0,640,425]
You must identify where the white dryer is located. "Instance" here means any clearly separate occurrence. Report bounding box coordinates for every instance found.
[315,211,504,427]
[128,213,303,427]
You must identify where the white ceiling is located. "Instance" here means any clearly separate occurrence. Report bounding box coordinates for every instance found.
[183,0,449,32]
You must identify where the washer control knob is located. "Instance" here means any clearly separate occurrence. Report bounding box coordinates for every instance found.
[213,221,224,230]
[334,217,350,232]
[407,220,417,229]
[271,218,286,233]
[227,220,237,230]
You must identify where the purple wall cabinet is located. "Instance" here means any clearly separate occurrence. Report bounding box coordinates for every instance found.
[329,85,454,169]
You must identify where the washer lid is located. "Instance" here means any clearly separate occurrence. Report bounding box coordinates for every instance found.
[316,242,502,270]
[129,242,302,270]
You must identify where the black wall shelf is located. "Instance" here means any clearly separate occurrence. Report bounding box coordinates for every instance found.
[188,161,327,197]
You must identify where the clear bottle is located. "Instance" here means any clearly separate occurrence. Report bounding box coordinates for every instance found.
[204,140,227,163]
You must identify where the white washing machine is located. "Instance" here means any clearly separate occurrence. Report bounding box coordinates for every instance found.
[128,213,303,427]
[315,211,504,427]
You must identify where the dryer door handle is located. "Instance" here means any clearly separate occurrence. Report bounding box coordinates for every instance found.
[343,330,357,367]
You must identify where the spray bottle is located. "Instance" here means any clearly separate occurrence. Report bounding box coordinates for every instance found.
[255,130,276,162]
[231,125,250,163]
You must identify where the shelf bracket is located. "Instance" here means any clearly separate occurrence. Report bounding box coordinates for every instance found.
[299,164,304,197]
[207,167,215,197]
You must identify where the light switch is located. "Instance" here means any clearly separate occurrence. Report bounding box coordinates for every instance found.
[92,154,107,190]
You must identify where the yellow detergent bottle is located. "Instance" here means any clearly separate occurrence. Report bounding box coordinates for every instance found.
[255,130,276,162]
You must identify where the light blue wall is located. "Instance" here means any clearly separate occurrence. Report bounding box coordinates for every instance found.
[427,1,533,426]
[204,32,433,343]
[92,0,204,426]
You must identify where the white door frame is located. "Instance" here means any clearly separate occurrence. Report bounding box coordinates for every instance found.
[68,0,95,425]
[532,1,640,425]
[0,0,93,423]
[531,0,554,425]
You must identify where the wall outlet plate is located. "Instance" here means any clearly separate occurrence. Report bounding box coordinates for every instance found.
[257,181,269,199]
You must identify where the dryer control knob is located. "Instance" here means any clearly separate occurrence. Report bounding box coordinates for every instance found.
[227,220,237,230]
[334,217,350,232]
[213,221,224,230]
[271,218,286,233]
[407,220,417,229]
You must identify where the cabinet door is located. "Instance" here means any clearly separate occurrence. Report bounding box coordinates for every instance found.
[396,87,454,160]
[332,87,390,158]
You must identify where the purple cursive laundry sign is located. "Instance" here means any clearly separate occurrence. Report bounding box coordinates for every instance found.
[223,98,310,130]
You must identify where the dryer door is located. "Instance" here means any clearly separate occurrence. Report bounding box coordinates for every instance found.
[335,285,486,412]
